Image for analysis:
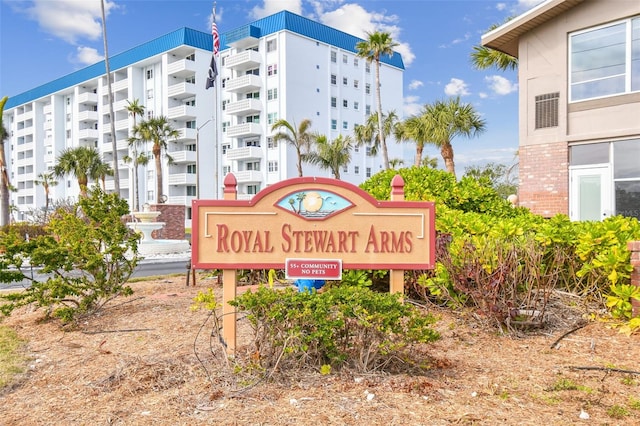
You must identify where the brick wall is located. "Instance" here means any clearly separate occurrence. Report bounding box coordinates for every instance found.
[519,141,569,218]
[150,204,185,240]
[628,241,640,317]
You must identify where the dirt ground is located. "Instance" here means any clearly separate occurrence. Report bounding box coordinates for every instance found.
[1,274,639,426]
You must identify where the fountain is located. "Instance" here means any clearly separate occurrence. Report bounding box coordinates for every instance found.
[127,204,191,256]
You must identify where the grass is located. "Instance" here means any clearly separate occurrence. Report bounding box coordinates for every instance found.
[0,325,27,388]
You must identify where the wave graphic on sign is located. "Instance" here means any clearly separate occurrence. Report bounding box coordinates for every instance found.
[275,189,353,220]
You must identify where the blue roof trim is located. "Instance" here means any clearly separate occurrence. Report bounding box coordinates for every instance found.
[7,11,404,109]
[6,27,212,109]
[221,11,404,70]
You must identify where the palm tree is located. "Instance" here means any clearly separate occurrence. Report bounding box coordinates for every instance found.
[304,134,353,179]
[354,110,400,159]
[101,0,119,193]
[123,145,149,212]
[132,116,179,204]
[53,146,105,197]
[395,113,431,167]
[126,99,145,211]
[94,160,114,191]
[421,97,486,177]
[271,118,313,177]
[34,172,58,219]
[388,158,405,169]
[471,21,518,71]
[356,31,399,170]
[0,95,10,226]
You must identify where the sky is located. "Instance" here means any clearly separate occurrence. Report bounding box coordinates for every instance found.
[0,0,544,172]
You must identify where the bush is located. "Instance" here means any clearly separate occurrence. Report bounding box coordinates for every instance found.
[0,188,140,324]
[228,284,440,373]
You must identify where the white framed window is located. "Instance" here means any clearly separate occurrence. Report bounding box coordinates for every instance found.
[268,137,277,149]
[268,112,278,124]
[268,64,278,76]
[331,97,337,108]
[343,99,348,108]
[147,190,154,201]
[331,51,337,63]
[146,69,153,79]
[222,144,230,154]
[354,58,359,67]
[342,121,348,130]
[268,161,278,172]
[331,119,337,130]
[365,63,371,73]
[365,83,371,94]
[268,88,278,100]
[343,77,348,86]
[354,166,360,175]
[353,80,359,89]
[570,16,640,101]
[365,105,371,115]
[187,164,197,174]
[147,89,153,99]
[342,54,348,64]
[366,167,371,178]
[354,101,359,110]
[187,186,197,196]
[331,74,337,85]
[266,39,277,52]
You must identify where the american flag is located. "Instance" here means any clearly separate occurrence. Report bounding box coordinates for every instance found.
[206,7,219,89]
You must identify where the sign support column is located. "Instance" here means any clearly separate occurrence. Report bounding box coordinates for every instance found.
[222,174,238,353]
[390,175,405,295]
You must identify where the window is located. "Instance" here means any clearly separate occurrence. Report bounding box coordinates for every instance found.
[266,39,277,52]
[535,92,559,129]
[268,64,278,76]
[331,119,337,130]
[146,69,153,79]
[187,164,197,174]
[343,77,348,86]
[268,112,278,124]
[245,139,260,147]
[186,120,196,129]
[267,88,278,100]
[331,74,337,85]
[366,146,372,156]
[365,63,371,73]
[222,144,230,154]
[354,146,359,153]
[246,91,260,99]
[185,76,195,84]
[246,161,260,171]
[343,99,348,108]
[570,17,640,101]
[187,186,197,196]
[246,115,259,123]
[331,97,337,108]
[268,161,278,172]
[222,99,228,110]
[366,167,371,178]
[222,121,230,132]
[186,53,195,61]
[66,113,71,122]
[186,144,196,151]
[354,166,360,175]
[365,105,371,115]
[223,165,231,174]
[354,80,359,89]
[185,99,195,106]
[343,165,348,173]
[365,83,371,94]
[147,190,154,201]
[342,121,348,130]
[66,129,71,139]
[331,51,337,63]
[354,101,359,110]
[246,68,259,76]
[268,137,277,148]
[343,54,348,64]
[354,58,359,67]
[247,185,260,195]
[147,89,153,99]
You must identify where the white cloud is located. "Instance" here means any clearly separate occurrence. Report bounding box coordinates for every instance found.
[251,0,302,19]
[485,75,518,95]
[314,3,415,66]
[73,46,103,66]
[513,0,546,13]
[496,3,507,11]
[403,95,422,117]
[408,80,423,90]
[22,0,117,44]
[444,78,470,96]
[478,92,489,99]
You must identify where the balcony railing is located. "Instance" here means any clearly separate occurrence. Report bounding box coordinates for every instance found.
[169,150,197,163]
[225,98,261,115]
[176,127,197,141]
[224,49,261,70]
[226,122,261,138]
[167,105,197,120]
[77,92,98,104]
[77,128,99,140]
[166,195,194,206]
[167,59,197,76]
[77,110,98,121]
[168,173,197,185]
[225,146,262,161]
[224,74,262,93]
[234,170,262,183]
[167,82,196,98]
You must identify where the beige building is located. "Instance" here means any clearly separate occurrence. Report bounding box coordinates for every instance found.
[483,0,640,220]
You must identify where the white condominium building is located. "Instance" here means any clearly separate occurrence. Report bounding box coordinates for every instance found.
[2,10,408,225]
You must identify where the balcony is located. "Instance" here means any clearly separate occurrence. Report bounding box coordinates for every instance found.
[234,170,262,183]
[78,128,99,140]
[225,50,261,71]
[225,98,261,116]
[225,146,262,161]
[176,127,197,141]
[167,105,197,120]
[226,122,261,138]
[166,195,194,206]
[105,179,130,191]
[169,150,197,163]
[167,59,197,77]
[113,99,129,111]
[77,92,98,104]
[224,74,262,93]
[168,173,197,185]
[43,120,52,130]
[115,118,129,131]
[43,104,52,114]
[167,82,196,98]
[77,110,98,121]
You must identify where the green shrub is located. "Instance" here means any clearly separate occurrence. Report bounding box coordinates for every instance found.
[229,284,440,373]
[0,188,140,324]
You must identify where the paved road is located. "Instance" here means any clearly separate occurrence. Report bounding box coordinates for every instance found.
[1,257,192,291]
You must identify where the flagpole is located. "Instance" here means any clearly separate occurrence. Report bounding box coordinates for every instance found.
[205,2,220,198]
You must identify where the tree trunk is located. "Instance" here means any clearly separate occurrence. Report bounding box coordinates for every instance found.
[101,0,120,193]
[415,144,424,167]
[154,144,163,204]
[375,59,389,170]
[440,142,456,177]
